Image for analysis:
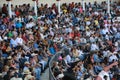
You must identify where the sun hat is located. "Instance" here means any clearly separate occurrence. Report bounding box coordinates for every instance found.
[24,61,30,65]
[7,56,12,59]
[23,70,31,75]
[24,75,35,80]
[31,53,38,56]
[10,77,22,80]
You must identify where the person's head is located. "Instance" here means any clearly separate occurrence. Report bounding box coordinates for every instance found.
[24,61,30,67]
[12,53,17,60]
[103,75,108,80]
[27,75,35,80]
[3,65,9,72]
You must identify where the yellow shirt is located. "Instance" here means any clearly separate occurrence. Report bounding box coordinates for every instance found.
[94,20,98,26]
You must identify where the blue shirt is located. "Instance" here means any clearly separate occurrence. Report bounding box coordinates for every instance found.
[34,67,41,80]
[93,54,101,63]
[49,47,56,55]
[15,22,22,29]
[33,42,39,49]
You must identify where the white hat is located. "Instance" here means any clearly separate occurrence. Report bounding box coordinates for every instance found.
[10,77,22,80]
[63,25,66,28]
[113,52,118,54]
[23,70,31,75]
[85,77,92,80]
[75,58,80,61]
[56,73,64,79]
[31,53,38,56]
[24,61,30,65]
[24,75,35,80]
[7,56,12,59]
[4,36,8,40]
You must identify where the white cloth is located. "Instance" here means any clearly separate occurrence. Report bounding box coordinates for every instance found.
[109,54,118,62]
[91,43,99,51]
[26,22,35,29]
[78,50,84,56]
[15,37,23,45]
[98,70,110,80]
[66,55,72,63]
[86,31,91,37]
[10,77,22,80]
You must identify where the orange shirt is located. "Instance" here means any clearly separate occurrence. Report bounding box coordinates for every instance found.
[69,32,74,39]
[15,10,20,16]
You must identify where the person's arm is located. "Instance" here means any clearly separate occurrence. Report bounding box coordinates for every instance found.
[96,76,102,80]
[103,61,118,72]
[96,61,118,80]
[89,70,97,77]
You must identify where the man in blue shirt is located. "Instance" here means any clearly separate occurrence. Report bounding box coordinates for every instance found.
[34,64,41,80]
[15,20,22,29]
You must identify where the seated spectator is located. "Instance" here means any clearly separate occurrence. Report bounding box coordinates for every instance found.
[15,20,22,29]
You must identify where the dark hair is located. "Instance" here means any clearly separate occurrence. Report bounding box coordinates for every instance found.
[103,75,107,80]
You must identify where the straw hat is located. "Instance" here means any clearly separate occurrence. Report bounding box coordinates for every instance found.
[85,77,92,80]
[23,70,31,75]
[7,56,12,59]
[24,61,30,65]
[24,75,35,80]
[31,53,38,56]
[10,77,22,80]
[6,47,12,52]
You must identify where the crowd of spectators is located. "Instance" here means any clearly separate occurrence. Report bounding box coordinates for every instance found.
[0,1,120,80]
[50,1,120,80]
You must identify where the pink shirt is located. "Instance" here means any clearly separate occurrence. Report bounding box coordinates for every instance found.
[79,7,83,13]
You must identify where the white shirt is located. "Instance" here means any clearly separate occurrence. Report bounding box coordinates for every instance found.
[109,54,118,62]
[66,55,72,63]
[112,27,117,33]
[86,31,91,37]
[102,51,108,57]
[103,28,109,35]
[98,70,110,80]
[23,66,29,72]
[86,21,91,26]
[80,38,86,43]
[68,27,72,33]
[90,37,95,43]
[91,43,99,51]
[15,37,23,45]
[77,50,84,56]
[26,22,35,29]
[40,33,45,39]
